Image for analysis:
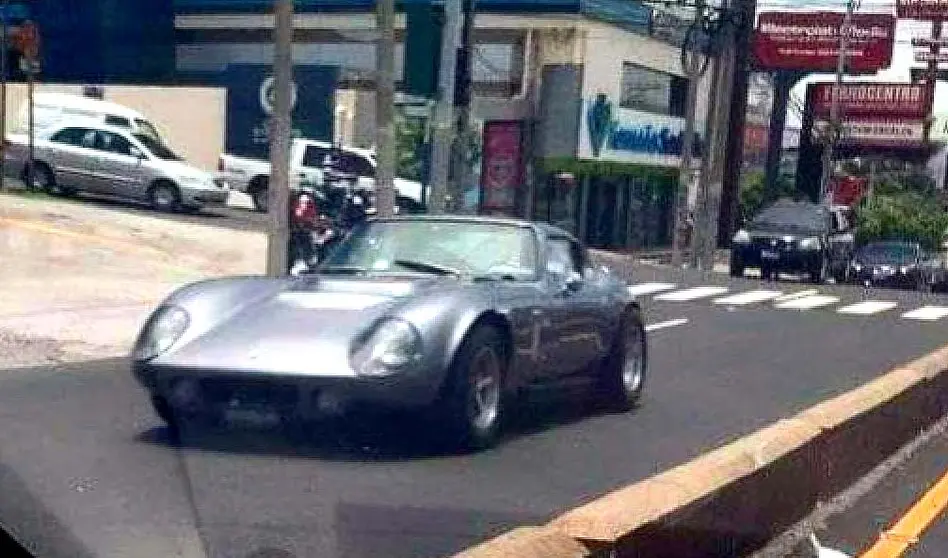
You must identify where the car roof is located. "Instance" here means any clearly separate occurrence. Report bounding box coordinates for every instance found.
[49,120,136,138]
[33,93,145,118]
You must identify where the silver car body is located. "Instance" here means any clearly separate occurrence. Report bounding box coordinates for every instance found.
[5,121,228,209]
[131,216,637,418]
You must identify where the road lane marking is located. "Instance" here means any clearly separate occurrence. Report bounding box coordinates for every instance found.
[774,289,820,303]
[713,290,783,306]
[859,464,948,558]
[654,286,728,302]
[627,282,677,297]
[836,301,898,316]
[645,318,688,332]
[773,294,840,310]
[902,306,948,321]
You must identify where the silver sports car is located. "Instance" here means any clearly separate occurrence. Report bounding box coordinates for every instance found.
[131,215,647,450]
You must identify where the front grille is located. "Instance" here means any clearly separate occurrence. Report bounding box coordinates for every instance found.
[198,377,299,409]
[750,236,795,251]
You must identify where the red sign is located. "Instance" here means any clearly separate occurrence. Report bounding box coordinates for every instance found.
[897,0,948,21]
[480,121,523,215]
[810,83,929,118]
[831,176,868,207]
[752,12,895,72]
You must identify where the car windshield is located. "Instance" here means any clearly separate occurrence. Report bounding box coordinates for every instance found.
[133,133,182,160]
[320,219,539,280]
[751,203,828,232]
[857,243,917,263]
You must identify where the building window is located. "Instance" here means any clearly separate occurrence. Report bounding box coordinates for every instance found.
[619,63,687,117]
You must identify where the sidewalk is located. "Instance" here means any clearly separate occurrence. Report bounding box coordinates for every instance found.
[0,193,265,367]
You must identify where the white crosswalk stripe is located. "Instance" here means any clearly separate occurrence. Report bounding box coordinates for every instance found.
[627,282,677,297]
[836,301,898,315]
[655,286,729,301]
[773,294,840,310]
[902,306,948,321]
[713,290,783,306]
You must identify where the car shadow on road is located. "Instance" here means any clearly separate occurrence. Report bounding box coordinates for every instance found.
[135,385,631,461]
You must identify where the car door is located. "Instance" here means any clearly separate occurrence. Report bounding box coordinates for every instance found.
[91,130,149,200]
[544,236,604,377]
[43,127,100,193]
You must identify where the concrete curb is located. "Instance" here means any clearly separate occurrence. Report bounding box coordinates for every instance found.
[452,344,948,557]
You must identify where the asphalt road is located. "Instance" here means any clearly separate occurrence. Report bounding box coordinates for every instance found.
[2,266,948,558]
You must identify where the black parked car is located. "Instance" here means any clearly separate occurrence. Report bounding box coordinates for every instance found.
[845,241,944,290]
[730,200,855,283]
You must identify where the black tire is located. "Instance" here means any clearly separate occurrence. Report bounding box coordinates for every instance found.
[149,181,181,212]
[28,163,56,194]
[760,265,775,281]
[597,307,647,412]
[439,325,507,451]
[250,177,269,212]
[810,257,827,284]
[729,257,744,278]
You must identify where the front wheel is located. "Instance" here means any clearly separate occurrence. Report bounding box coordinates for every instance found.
[597,308,647,412]
[809,257,827,284]
[729,256,744,278]
[149,182,181,212]
[439,325,507,451]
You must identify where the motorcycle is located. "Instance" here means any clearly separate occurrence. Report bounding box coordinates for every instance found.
[287,188,367,276]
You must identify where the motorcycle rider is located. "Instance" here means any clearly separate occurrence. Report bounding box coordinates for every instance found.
[287,191,319,274]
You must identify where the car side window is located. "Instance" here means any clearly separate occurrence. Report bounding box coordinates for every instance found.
[49,127,90,147]
[94,131,134,156]
[104,115,131,129]
[547,237,579,275]
[302,145,328,168]
[337,152,375,178]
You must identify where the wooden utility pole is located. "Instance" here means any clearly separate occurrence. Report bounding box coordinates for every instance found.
[426,0,462,214]
[671,1,707,267]
[818,0,855,205]
[691,0,739,270]
[265,0,294,277]
[374,0,397,217]
[0,0,8,191]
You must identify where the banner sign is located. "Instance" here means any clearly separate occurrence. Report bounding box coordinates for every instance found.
[813,119,926,146]
[810,83,929,118]
[752,11,895,72]
[897,0,948,21]
[914,51,948,63]
[480,120,524,215]
[831,176,869,206]
[223,64,337,159]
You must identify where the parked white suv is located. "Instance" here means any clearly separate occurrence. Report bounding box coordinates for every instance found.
[5,122,228,212]
[218,138,425,212]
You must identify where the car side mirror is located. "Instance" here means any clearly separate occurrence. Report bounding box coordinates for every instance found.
[564,271,584,292]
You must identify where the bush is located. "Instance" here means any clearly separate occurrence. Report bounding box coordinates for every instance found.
[855,192,948,250]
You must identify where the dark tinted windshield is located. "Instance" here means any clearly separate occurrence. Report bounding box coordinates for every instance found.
[856,243,918,263]
[321,220,539,280]
[133,133,181,161]
[751,203,828,231]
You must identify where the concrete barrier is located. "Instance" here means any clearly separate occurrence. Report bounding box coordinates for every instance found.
[452,343,948,558]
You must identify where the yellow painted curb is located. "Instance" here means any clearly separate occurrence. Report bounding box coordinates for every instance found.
[455,341,948,556]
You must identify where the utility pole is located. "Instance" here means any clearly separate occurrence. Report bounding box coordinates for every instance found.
[671,2,707,268]
[426,0,462,214]
[818,0,855,205]
[265,0,293,277]
[449,0,476,213]
[374,0,397,217]
[691,0,739,270]
[0,0,8,192]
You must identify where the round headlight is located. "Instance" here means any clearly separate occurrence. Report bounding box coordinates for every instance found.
[352,319,422,377]
[133,305,190,361]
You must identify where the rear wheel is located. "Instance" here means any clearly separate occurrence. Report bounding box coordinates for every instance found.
[729,256,744,278]
[250,177,269,212]
[597,307,647,412]
[149,182,181,212]
[28,163,60,194]
[439,325,507,451]
[810,257,828,284]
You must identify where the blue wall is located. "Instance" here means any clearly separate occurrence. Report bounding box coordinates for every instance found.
[31,0,175,83]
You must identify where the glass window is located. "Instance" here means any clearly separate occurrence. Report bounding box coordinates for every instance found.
[105,115,131,128]
[619,63,688,116]
[302,146,329,168]
[49,127,91,147]
[321,220,539,280]
[336,152,376,178]
[134,119,161,142]
[95,131,134,156]
[546,237,580,275]
[133,133,181,161]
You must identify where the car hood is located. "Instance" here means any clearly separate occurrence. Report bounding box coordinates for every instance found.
[155,275,450,375]
[746,225,824,238]
[159,160,213,181]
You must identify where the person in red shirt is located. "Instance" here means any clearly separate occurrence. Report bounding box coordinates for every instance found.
[288,192,319,274]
